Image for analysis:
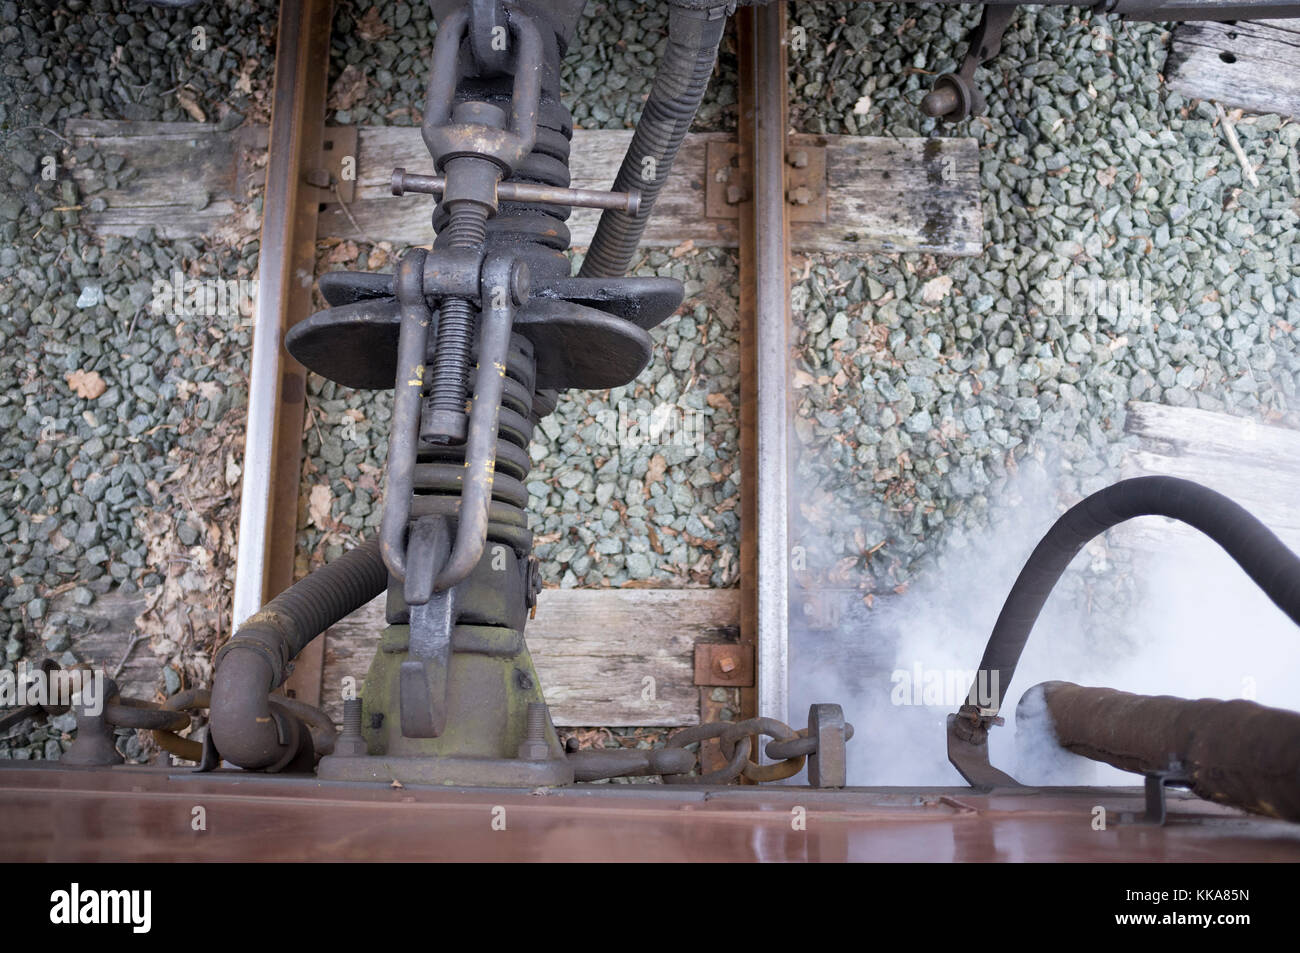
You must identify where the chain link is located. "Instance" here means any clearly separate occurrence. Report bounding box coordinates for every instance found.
[659,712,852,785]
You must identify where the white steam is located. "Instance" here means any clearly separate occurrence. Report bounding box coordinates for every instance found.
[790,451,1300,787]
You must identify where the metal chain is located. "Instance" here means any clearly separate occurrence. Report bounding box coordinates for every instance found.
[661,713,854,785]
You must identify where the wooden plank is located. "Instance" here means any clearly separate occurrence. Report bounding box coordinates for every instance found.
[63,119,267,240]
[64,120,982,256]
[321,588,741,728]
[1166,19,1300,118]
[51,590,155,703]
[1115,400,1300,553]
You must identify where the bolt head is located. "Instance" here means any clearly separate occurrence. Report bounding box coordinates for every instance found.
[726,183,747,205]
[715,655,737,674]
[517,740,551,761]
[334,736,368,758]
[788,150,809,169]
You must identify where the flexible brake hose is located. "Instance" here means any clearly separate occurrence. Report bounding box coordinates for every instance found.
[578,1,728,278]
[209,537,388,770]
[973,476,1300,707]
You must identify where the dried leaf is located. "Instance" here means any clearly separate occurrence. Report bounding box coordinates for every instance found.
[308,484,332,530]
[234,58,258,96]
[329,64,367,112]
[65,369,107,399]
[645,453,667,486]
[920,275,953,304]
[357,7,391,41]
[326,240,360,264]
[176,87,207,123]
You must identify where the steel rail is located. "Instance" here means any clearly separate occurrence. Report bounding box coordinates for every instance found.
[736,2,792,730]
[232,0,335,705]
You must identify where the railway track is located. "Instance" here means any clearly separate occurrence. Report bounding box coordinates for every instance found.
[233,1,797,730]
[4,0,1300,866]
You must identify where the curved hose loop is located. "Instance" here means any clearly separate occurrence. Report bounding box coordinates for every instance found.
[578,1,728,278]
[152,690,337,763]
[963,476,1300,717]
[210,537,388,770]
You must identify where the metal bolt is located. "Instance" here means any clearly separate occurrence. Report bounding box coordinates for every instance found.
[517,701,551,761]
[788,186,813,207]
[726,183,748,205]
[714,655,737,675]
[305,168,332,189]
[334,697,367,758]
[788,149,809,169]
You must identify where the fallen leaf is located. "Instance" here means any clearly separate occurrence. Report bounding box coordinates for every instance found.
[705,393,733,411]
[234,58,258,96]
[357,7,391,41]
[176,87,207,123]
[645,454,667,486]
[309,484,332,529]
[390,778,404,789]
[920,274,953,304]
[326,240,360,264]
[670,239,695,257]
[66,369,107,399]
[329,64,368,112]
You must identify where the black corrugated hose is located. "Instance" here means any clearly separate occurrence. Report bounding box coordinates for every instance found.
[578,0,729,278]
[977,476,1300,700]
[209,537,388,770]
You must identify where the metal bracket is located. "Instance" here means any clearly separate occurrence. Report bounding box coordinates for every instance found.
[1122,766,1193,826]
[946,710,1020,790]
[921,5,1017,122]
[806,703,847,788]
[399,515,456,739]
[303,125,358,204]
[694,642,755,687]
[705,139,827,223]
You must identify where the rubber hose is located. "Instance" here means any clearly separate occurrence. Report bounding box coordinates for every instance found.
[210,537,388,770]
[977,476,1300,704]
[578,2,727,278]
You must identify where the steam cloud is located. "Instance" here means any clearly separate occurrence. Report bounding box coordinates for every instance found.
[790,449,1300,787]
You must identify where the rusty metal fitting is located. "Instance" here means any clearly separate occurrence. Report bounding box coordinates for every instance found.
[334,698,368,758]
[517,702,550,761]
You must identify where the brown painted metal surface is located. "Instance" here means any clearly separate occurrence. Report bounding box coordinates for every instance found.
[2,766,1298,862]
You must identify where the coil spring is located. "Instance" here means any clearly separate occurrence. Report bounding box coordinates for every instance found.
[409,332,539,559]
